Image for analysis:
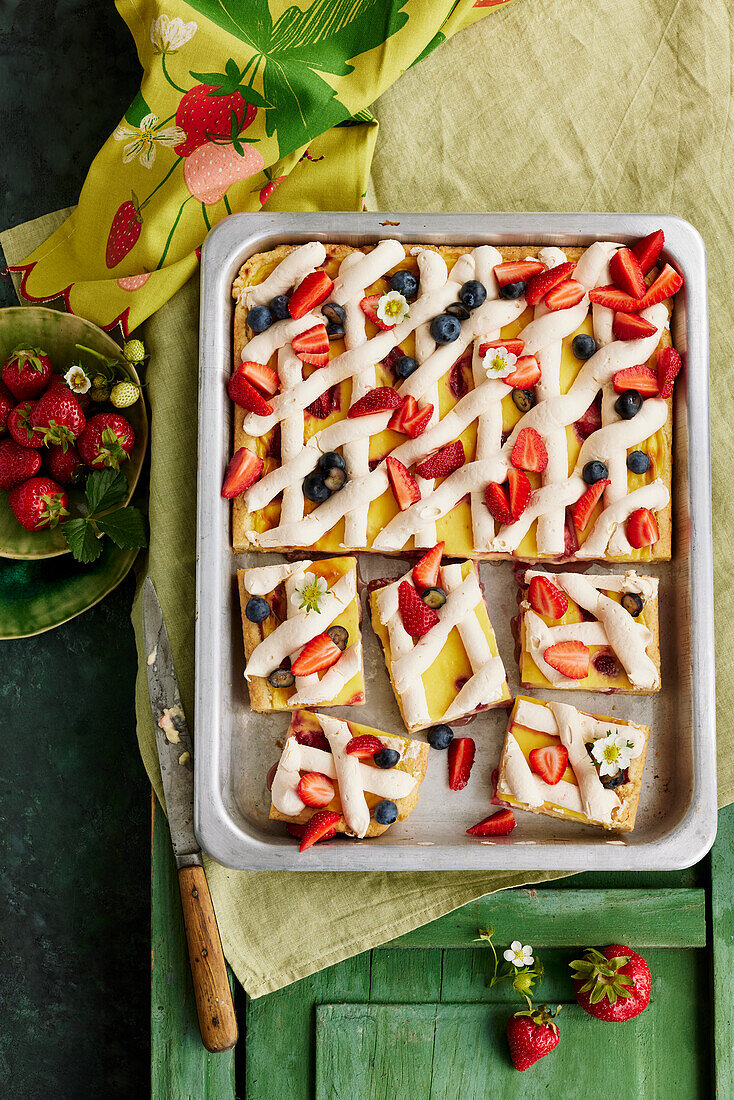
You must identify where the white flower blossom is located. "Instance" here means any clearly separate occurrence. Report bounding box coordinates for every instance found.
[291,573,328,614]
[63,366,91,395]
[376,291,410,326]
[113,113,186,169]
[503,941,534,968]
[150,15,197,53]
[482,346,517,380]
[591,731,636,777]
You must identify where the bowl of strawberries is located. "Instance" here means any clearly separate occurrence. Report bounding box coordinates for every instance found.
[0,306,148,559]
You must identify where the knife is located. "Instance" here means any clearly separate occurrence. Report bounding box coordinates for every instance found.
[143,576,238,1053]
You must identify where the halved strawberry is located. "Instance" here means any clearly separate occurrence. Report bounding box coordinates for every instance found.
[478,338,525,357]
[609,247,646,299]
[360,294,393,330]
[485,481,514,526]
[348,386,402,417]
[286,823,307,840]
[221,447,263,498]
[626,507,660,549]
[291,633,342,677]
[528,575,568,619]
[386,456,421,511]
[544,640,590,679]
[588,285,643,312]
[612,365,659,396]
[416,440,465,480]
[227,372,273,415]
[507,467,531,521]
[398,579,439,638]
[493,260,544,287]
[657,347,682,399]
[503,355,541,388]
[544,279,585,311]
[412,541,444,592]
[448,736,476,790]
[638,264,684,309]
[529,744,569,785]
[612,312,657,341]
[631,229,665,274]
[288,270,334,319]
[466,808,516,836]
[511,427,548,472]
[291,324,330,366]
[345,735,384,759]
[564,508,579,557]
[388,395,434,438]
[297,771,335,808]
[240,360,279,397]
[573,394,602,441]
[299,810,342,851]
[524,262,577,306]
[571,479,609,531]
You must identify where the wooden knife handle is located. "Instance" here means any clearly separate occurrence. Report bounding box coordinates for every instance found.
[178,864,238,1052]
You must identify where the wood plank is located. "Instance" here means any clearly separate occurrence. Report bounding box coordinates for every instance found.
[151,795,236,1100]
[712,802,734,1096]
[382,889,706,949]
[368,949,443,1002]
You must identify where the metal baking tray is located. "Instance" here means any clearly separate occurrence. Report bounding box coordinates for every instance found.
[195,212,715,871]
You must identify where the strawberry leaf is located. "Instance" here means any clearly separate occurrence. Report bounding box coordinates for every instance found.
[96,508,148,550]
[85,468,128,515]
[63,518,103,564]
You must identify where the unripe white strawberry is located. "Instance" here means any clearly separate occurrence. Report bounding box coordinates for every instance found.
[110,381,140,409]
[123,339,146,364]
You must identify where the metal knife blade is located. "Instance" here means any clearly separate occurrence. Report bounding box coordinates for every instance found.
[142,576,200,866]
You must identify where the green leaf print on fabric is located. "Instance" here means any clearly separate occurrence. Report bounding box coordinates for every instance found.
[125,92,154,128]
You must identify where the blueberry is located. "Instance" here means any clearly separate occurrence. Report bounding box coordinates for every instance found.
[321,301,346,326]
[268,667,295,688]
[627,449,651,474]
[374,747,400,769]
[327,625,349,651]
[395,355,419,379]
[426,724,454,750]
[422,586,446,609]
[499,281,525,300]
[572,334,597,360]
[323,466,347,492]
[326,322,345,341]
[512,388,535,413]
[430,314,462,344]
[445,301,471,321]
[269,295,291,321]
[615,390,643,420]
[459,280,487,310]
[373,799,399,825]
[621,593,644,617]
[247,305,273,333]
[601,770,628,790]
[303,471,330,503]
[390,270,419,298]
[318,451,346,473]
[245,596,271,623]
[582,460,609,484]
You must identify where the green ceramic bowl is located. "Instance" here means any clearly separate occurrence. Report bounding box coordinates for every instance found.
[0,306,148,559]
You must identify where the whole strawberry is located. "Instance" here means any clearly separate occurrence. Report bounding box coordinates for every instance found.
[507,1005,560,1071]
[45,443,83,485]
[106,197,142,269]
[570,945,651,1022]
[8,476,68,530]
[77,412,135,470]
[0,381,14,431]
[30,386,86,449]
[0,438,41,490]
[7,401,44,448]
[174,72,257,157]
[2,346,53,399]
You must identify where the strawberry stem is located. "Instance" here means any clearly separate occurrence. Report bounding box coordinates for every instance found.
[161,54,187,94]
[202,203,211,231]
[156,197,192,270]
[223,194,233,215]
[139,159,182,212]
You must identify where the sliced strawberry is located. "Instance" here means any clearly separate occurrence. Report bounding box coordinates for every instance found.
[348,386,402,417]
[588,285,643,312]
[466,808,516,836]
[573,394,602,440]
[657,347,682,399]
[626,507,660,549]
[398,579,439,638]
[297,771,335,808]
[612,365,659,396]
[493,260,544,287]
[240,360,279,397]
[412,541,444,592]
[524,262,577,306]
[345,735,384,759]
[286,823,308,840]
[299,810,342,851]
[511,427,548,472]
[288,270,334,319]
[221,447,263,498]
[291,324,329,366]
[448,737,476,790]
[387,395,433,437]
[507,468,531,521]
[529,744,569,785]
[572,479,609,531]
[609,247,646,299]
[478,338,525,357]
[528,575,568,619]
[503,355,541,388]
[386,456,421,511]
[485,481,514,526]
[638,264,684,309]
[360,294,393,330]
[544,640,590,679]
[416,441,465,480]
[227,372,273,415]
[631,229,665,274]
[564,508,579,556]
[291,633,342,677]
[612,312,657,341]
[544,279,585,311]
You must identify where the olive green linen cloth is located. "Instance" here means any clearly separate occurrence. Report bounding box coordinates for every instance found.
[4,0,731,997]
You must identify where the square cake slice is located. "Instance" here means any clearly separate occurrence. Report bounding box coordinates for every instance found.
[270,710,430,839]
[369,545,511,734]
[496,695,650,832]
[238,557,364,712]
[519,570,660,693]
